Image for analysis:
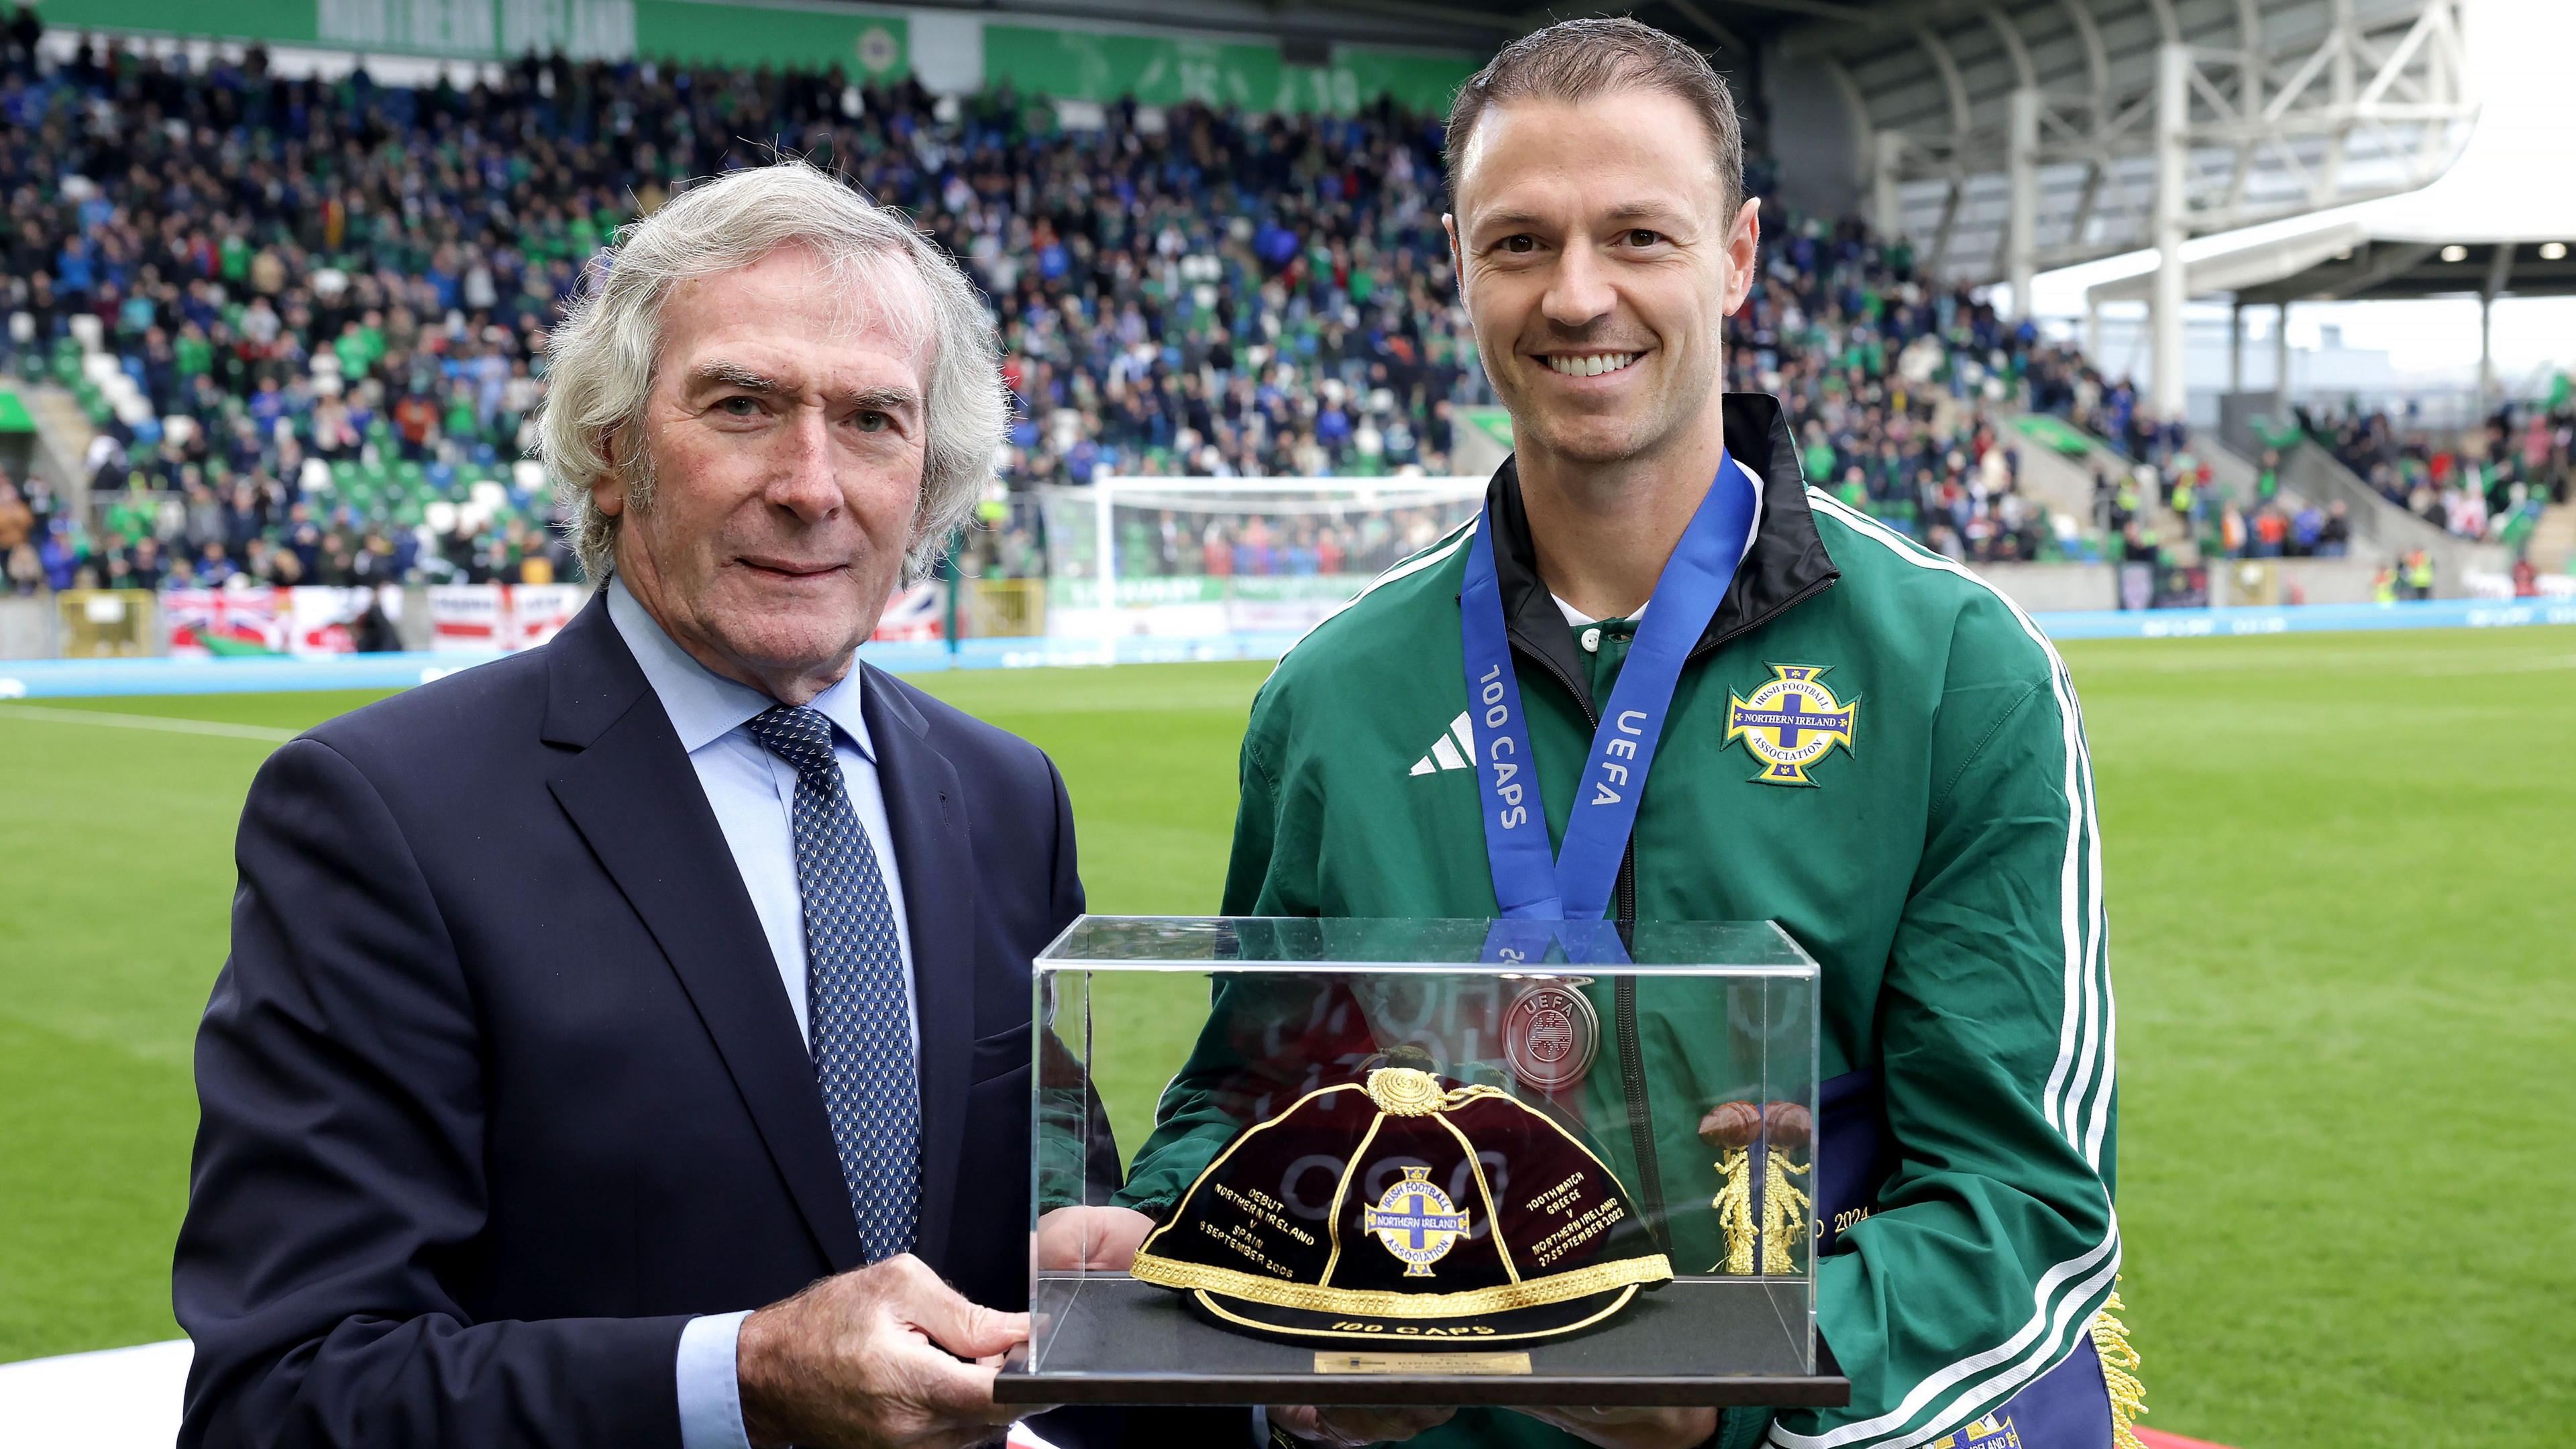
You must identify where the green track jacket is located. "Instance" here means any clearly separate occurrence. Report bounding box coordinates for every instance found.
[1120,394,2121,1449]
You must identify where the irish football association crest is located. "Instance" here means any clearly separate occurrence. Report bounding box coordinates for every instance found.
[1930,1414,2021,1449]
[1723,663,1858,787]
[1361,1167,1470,1277]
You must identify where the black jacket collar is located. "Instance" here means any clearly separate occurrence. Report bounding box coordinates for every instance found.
[1481,392,1840,714]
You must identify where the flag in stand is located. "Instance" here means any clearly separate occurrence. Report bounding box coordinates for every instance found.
[869,581,945,642]
[162,588,287,657]
[429,584,508,651]
[507,584,586,650]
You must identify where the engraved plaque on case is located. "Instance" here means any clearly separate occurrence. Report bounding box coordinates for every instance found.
[1314,1351,1534,1376]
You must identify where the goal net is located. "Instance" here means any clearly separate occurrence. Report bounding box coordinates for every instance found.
[1032,477,1487,642]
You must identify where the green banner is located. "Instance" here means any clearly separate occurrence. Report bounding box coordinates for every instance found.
[0,389,37,435]
[985,25,1272,110]
[36,3,1478,110]
[1460,406,1514,449]
[2012,413,2097,457]
[312,0,508,58]
[32,0,317,41]
[2251,414,2306,449]
[985,25,1470,115]
[1329,47,1477,115]
[635,1,904,76]
[34,0,904,74]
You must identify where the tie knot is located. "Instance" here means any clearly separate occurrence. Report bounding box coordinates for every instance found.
[745,704,840,784]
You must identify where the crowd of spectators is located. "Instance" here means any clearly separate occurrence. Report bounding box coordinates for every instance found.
[1724,219,2073,567]
[961,94,1476,486]
[0,26,589,592]
[0,19,2306,603]
[2306,397,2570,554]
[990,215,2104,584]
[2079,447,2355,563]
[1,26,1514,592]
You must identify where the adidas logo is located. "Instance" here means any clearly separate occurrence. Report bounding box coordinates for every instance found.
[1407,712,1478,775]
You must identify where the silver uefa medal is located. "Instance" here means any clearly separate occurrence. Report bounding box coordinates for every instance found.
[1502,981,1599,1093]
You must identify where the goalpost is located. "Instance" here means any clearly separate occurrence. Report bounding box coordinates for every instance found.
[1033,477,1489,646]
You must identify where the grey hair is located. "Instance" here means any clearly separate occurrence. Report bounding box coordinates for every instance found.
[538,160,1007,585]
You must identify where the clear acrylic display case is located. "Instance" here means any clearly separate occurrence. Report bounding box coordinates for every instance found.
[996,917,1845,1407]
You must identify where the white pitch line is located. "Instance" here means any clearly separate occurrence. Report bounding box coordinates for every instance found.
[2398,653,2576,678]
[0,704,299,742]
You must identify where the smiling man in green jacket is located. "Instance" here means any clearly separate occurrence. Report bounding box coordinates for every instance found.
[1109,18,2132,1449]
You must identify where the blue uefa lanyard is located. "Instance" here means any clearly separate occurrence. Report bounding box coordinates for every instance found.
[1460,452,1760,937]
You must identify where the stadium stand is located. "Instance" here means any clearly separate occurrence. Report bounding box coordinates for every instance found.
[5,21,2528,608]
[2305,400,2569,547]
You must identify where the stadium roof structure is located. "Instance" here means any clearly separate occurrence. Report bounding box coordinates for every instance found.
[2081,126,2576,309]
[2071,85,2576,402]
[1268,1,2476,382]
[1762,0,2477,291]
[1756,0,2481,414]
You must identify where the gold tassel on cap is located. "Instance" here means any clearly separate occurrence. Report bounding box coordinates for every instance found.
[1712,1144,1758,1274]
[1698,1101,1812,1275]
[1758,1150,1811,1273]
[2092,1279,2147,1449]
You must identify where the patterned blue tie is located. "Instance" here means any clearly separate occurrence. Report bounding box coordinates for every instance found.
[744,704,920,1262]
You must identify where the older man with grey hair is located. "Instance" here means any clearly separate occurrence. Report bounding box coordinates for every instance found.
[174,161,1167,1449]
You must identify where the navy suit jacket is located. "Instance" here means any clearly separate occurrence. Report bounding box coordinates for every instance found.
[176,595,1116,1447]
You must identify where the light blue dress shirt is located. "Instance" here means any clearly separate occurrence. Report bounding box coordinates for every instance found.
[603,580,918,1449]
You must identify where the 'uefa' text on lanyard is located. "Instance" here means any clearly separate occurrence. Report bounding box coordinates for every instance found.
[1461,453,1761,958]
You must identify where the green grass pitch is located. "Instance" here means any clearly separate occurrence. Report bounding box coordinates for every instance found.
[2,627,2570,1446]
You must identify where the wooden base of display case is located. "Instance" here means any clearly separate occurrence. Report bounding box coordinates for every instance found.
[996,1275,1847,1407]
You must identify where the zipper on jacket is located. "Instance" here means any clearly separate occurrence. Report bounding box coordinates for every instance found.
[1514,638,1671,1252]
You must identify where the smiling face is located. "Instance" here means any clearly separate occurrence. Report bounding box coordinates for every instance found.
[598,244,930,702]
[1445,87,1758,474]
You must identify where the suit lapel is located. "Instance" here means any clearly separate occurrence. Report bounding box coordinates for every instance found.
[862,665,978,1269]
[541,599,869,1272]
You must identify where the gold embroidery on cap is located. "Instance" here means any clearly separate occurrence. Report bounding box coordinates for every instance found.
[1364,1067,1444,1116]
[1131,1250,1672,1317]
